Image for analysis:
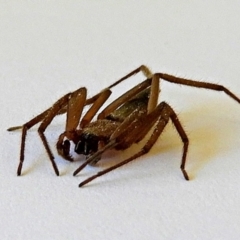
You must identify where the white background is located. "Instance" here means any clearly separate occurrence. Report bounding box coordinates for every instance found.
[1,1,240,239]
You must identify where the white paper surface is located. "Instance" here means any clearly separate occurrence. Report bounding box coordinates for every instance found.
[1,1,240,239]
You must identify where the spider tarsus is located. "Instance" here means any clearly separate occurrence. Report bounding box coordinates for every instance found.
[140,65,153,79]
[182,169,189,181]
[73,161,89,176]
[7,126,23,131]
[78,182,85,188]
[53,165,60,176]
[79,176,95,187]
[73,169,80,176]
[17,163,22,176]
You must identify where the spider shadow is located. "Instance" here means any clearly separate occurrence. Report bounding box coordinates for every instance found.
[148,98,239,179]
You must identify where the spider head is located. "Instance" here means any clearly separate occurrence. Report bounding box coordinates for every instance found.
[56,130,100,161]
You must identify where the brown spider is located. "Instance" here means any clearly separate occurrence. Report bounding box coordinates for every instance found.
[8,65,240,187]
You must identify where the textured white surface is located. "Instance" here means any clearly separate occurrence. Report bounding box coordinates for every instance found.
[1,1,240,239]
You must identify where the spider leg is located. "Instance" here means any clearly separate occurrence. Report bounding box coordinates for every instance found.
[114,101,189,180]
[147,74,160,113]
[13,87,89,176]
[107,65,153,89]
[80,89,112,128]
[7,86,110,132]
[78,102,189,187]
[8,65,153,131]
[38,88,87,176]
[38,87,89,174]
[157,73,240,103]
[82,65,153,111]
[14,92,71,176]
[97,65,155,119]
[65,88,87,131]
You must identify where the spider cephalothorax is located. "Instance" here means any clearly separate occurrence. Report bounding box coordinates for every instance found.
[8,65,240,187]
[56,119,121,161]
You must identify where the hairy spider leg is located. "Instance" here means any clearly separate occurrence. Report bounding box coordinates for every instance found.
[107,65,153,89]
[78,102,189,187]
[7,65,152,133]
[157,73,240,104]
[79,89,112,128]
[65,88,87,131]
[16,92,72,176]
[10,88,88,176]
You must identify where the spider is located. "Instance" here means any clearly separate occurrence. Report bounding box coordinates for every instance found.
[8,65,240,187]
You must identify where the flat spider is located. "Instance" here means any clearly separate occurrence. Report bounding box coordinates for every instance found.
[8,65,240,187]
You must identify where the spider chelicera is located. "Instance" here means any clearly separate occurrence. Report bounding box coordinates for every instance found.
[8,65,240,187]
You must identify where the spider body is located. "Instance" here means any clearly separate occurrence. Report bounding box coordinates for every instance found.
[56,87,150,162]
[8,65,240,187]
